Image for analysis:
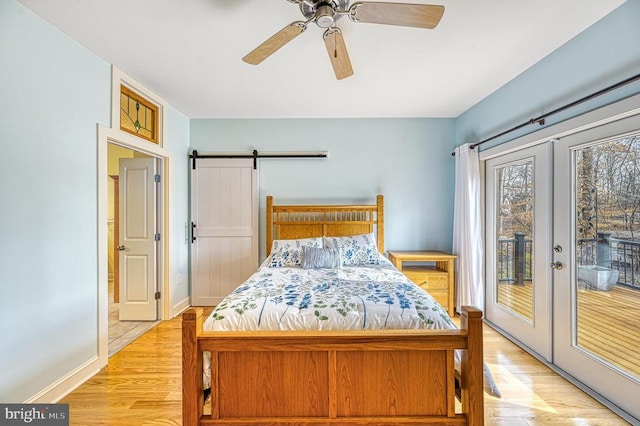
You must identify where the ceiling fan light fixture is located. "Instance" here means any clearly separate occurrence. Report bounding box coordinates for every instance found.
[315,4,336,28]
[245,1,444,79]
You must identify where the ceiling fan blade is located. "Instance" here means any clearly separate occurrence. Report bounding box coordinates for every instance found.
[350,2,445,29]
[323,27,353,80]
[243,22,307,65]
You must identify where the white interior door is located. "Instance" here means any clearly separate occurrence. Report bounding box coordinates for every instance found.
[190,158,258,306]
[553,114,640,420]
[485,143,553,360]
[118,157,158,321]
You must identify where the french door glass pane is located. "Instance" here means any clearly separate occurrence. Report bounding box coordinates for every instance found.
[574,133,640,380]
[496,160,534,321]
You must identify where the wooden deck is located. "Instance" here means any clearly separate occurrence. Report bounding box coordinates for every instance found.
[497,281,533,320]
[497,282,640,378]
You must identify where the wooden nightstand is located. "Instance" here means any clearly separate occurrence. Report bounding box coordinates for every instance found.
[387,250,457,316]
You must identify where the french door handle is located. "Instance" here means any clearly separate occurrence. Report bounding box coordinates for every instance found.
[551,261,564,270]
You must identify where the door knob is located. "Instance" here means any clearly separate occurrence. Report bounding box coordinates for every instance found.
[117,245,126,251]
[551,261,564,270]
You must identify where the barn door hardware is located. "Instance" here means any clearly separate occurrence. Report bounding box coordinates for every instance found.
[189,149,328,170]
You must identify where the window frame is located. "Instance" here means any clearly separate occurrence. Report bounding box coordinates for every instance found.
[111,66,166,148]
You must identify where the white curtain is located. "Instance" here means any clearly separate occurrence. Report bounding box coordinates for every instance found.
[453,143,484,311]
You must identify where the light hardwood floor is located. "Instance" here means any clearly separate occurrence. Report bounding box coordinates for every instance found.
[61,314,631,425]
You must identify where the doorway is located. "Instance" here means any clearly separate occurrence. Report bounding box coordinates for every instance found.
[483,105,640,421]
[107,143,160,356]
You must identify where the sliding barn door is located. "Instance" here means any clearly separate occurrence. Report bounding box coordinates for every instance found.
[190,159,258,306]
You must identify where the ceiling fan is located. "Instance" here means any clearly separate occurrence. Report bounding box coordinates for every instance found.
[242,1,445,80]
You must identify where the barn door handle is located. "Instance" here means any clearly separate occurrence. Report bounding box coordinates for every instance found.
[191,222,197,243]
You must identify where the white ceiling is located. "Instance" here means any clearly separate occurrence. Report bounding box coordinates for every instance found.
[18,0,627,119]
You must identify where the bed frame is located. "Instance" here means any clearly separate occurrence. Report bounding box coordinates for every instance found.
[183,195,484,425]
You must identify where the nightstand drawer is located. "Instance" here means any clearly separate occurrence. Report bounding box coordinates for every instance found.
[427,290,449,310]
[387,250,456,316]
[403,267,449,290]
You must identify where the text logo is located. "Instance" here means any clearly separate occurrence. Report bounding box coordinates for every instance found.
[0,404,68,425]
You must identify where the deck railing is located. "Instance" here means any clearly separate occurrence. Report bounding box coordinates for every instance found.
[497,233,532,285]
[603,234,640,290]
[498,232,640,290]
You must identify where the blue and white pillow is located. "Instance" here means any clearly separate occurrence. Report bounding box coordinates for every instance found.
[268,237,323,268]
[323,233,380,266]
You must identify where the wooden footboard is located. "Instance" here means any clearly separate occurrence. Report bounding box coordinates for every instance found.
[182,307,484,425]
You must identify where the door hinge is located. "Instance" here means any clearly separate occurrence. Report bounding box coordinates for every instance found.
[155,291,161,300]
[154,174,161,183]
[154,233,161,241]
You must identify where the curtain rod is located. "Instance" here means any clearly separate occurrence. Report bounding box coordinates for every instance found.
[190,149,328,169]
[451,72,640,157]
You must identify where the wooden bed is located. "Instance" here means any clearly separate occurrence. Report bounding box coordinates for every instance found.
[182,195,484,425]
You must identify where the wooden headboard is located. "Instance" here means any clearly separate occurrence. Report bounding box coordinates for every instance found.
[266,195,384,255]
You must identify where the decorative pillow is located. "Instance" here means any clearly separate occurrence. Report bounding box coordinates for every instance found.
[323,233,380,266]
[302,246,341,269]
[268,237,323,268]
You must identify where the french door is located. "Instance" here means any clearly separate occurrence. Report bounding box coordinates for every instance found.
[553,114,640,420]
[485,143,552,360]
[486,110,640,421]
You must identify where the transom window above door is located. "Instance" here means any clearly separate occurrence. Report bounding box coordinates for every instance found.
[120,85,158,144]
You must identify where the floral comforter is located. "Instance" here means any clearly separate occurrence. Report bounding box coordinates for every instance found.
[203,256,456,332]
[200,256,501,397]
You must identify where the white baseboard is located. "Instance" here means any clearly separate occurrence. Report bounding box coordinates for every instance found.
[171,297,191,318]
[26,355,106,403]
[26,296,189,402]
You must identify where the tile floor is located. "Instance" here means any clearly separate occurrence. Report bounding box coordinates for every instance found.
[108,280,160,357]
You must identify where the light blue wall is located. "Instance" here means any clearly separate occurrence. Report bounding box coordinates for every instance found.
[190,118,457,259]
[0,0,191,402]
[456,0,640,149]
[0,1,110,402]
[166,106,191,308]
